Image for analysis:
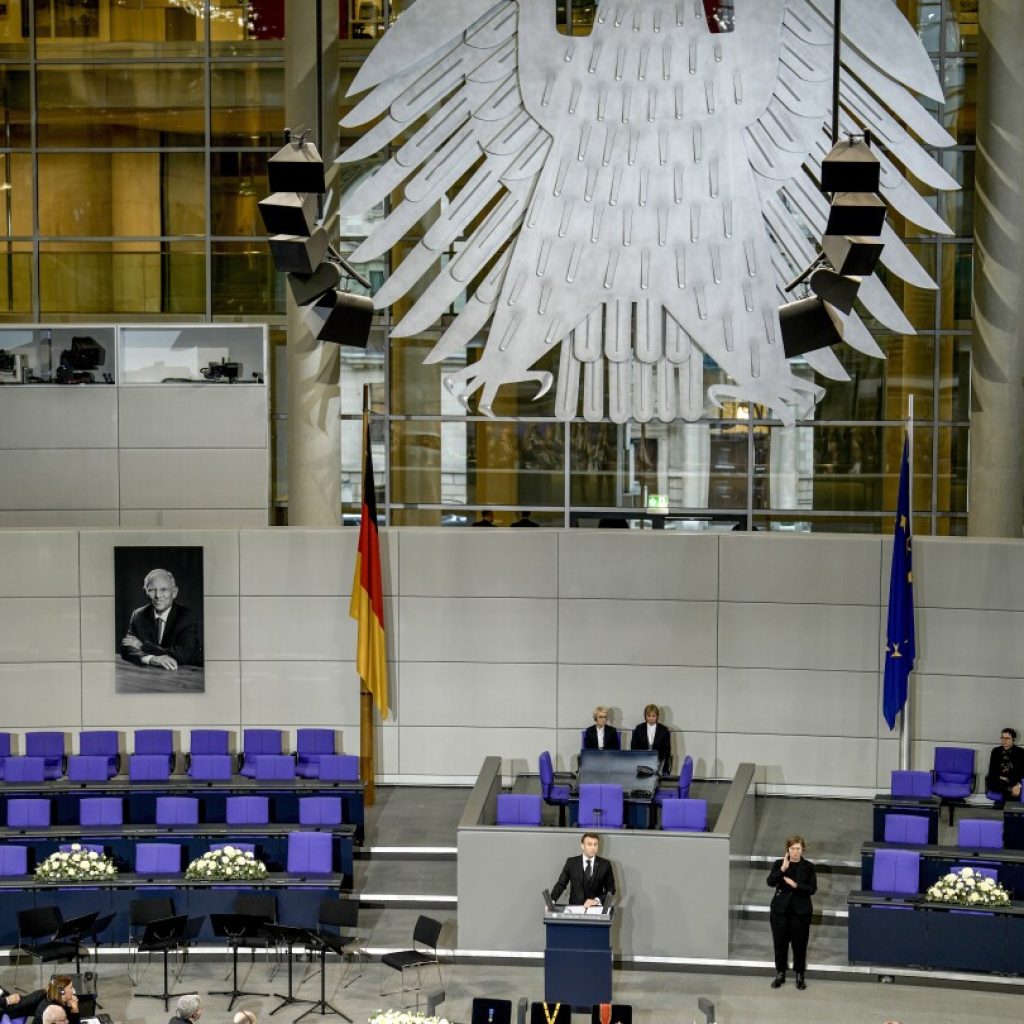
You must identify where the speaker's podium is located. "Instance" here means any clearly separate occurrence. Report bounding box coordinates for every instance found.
[543,895,614,1007]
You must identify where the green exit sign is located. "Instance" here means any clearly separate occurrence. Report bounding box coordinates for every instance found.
[647,494,668,510]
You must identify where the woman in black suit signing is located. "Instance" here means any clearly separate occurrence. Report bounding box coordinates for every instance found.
[767,834,817,990]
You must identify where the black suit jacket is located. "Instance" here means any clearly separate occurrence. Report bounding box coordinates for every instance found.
[767,857,817,916]
[583,724,621,751]
[986,744,1024,791]
[551,854,616,905]
[120,602,202,667]
[630,722,672,771]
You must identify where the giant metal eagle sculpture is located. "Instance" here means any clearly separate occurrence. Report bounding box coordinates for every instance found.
[340,0,956,425]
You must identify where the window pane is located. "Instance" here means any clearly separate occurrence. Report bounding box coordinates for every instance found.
[0,67,30,143]
[942,57,976,145]
[0,244,34,318]
[938,335,970,422]
[212,151,270,237]
[211,0,284,56]
[937,424,968,513]
[939,149,974,237]
[211,64,284,147]
[212,240,282,315]
[0,152,33,235]
[939,243,972,329]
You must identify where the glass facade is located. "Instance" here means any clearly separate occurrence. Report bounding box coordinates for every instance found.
[1,0,978,532]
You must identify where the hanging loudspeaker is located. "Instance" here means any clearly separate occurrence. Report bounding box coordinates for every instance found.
[287,262,342,306]
[268,140,326,194]
[779,296,844,359]
[808,267,861,315]
[258,192,318,236]
[305,289,375,348]
[824,193,887,237]
[268,227,329,275]
[822,234,884,277]
[821,138,881,193]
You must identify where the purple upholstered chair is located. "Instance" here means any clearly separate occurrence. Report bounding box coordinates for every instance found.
[155,797,199,826]
[495,794,543,827]
[67,755,114,782]
[129,754,171,782]
[254,754,296,780]
[0,846,29,875]
[287,831,333,875]
[871,849,921,894]
[0,732,10,780]
[661,797,708,832]
[226,796,269,825]
[135,843,182,875]
[296,729,336,778]
[239,729,285,777]
[318,754,359,781]
[25,732,65,779]
[654,755,694,809]
[134,729,175,772]
[79,730,120,776]
[577,784,624,829]
[60,844,104,856]
[4,757,45,783]
[932,747,977,824]
[190,729,230,755]
[188,754,233,780]
[7,799,51,829]
[80,797,124,827]
[211,842,256,855]
[299,797,344,826]
[539,751,572,826]
[891,769,933,798]
[883,813,930,844]
[958,818,1003,849]
[952,864,998,881]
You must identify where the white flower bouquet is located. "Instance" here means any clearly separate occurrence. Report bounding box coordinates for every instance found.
[925,866,1010,907]
[185,846,268,880]
[35,845,118,882]
[369,1012,450,1024]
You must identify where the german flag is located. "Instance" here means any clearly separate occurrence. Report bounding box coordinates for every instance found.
[349,419,389,718]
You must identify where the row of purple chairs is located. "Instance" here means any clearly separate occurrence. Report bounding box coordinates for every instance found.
[4,794,347,829]
[891,748,992,823]
[870,848,999,896]
[0,830,337,877]
[883,812,1003,850]
[497,790,707,832]
[0,729,345,782]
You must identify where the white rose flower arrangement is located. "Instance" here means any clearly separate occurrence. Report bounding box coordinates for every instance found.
[35,844,119,882]
[925,866,1010,907]
[185,846,268,880]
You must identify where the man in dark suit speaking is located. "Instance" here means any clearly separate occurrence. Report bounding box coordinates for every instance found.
[550,833,616,908]
[120,568,201,671]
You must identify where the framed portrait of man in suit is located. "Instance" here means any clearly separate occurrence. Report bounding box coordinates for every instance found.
[114,546,205,694]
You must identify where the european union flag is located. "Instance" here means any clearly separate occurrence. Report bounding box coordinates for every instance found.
[883,437,915,730]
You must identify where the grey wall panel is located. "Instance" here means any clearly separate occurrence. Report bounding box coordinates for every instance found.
[240,529,357,596]
[0,597,81,662]
[556,664,718,733]
[909,674,1024,745]
[876,736,899,789]
[917,607,1024,678]
[375,723,399,776]
[0,511,119,527]
[81,597,114,661]
[719,602,880,671]
[399,662,556,727]
[118,450,267,510]
[558,599,718,666]
[916,537,1024,611]
[718,668,879,738]
[399,529,558,598]
[79,530,241,596]
[0,450,118,511]
[240,660,361,727]
[120,509,269,528]
[0,532,80,597]
[0,663,82,727]
[118,386,268,449]
[717,734,878,787]
[0,387,117,449]
[399,597,558,663]
[558,532,719,600]
[81,661,242,727]
[239,596,352,661]
[720,534,882,605]
[398,726,555,777]
[203,596,240,661]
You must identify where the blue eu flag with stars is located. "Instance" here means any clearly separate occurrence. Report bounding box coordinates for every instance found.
[883,437,915,730]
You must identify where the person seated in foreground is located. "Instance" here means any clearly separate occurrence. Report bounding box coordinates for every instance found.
[986,727,1024,808]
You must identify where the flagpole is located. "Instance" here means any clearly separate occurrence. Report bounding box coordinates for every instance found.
[899,394,914,771]
[359,383,376,805]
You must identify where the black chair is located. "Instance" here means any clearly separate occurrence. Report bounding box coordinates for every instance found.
[380,915,443,1008]
[310,898,364,989]
[15,906,79,990]
[134,915,190,1010]
[210,912,272,1010]
[128,897,176,985]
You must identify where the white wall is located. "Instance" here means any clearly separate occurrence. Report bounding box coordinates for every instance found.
[0,528,1022,792]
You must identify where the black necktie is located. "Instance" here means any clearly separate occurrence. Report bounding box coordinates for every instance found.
[585,860,593,889]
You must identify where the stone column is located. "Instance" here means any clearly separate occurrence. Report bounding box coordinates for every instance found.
[285,0,342,526]
[969,0,1024,537]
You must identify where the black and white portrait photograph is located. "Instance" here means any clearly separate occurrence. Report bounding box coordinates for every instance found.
[114,546,205,694]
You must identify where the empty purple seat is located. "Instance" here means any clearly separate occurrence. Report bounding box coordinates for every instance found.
[0,846,28,875]
[135,843,182,875]
[68,755,114,782]
[226,796,269,825]
[654,755,694,807]
[79,731,120,776]
[60,843,104,856]
[134,729,175,772]
[129,754,171,782]
[883,813,929,844]
[25,731,65,780]
[156,797,199,826]
[211,842,256,855]
[296,728,336,779]
[318,754,359,781]
[188,754,233,780]
[80,798,123,827]
[661,798,708,832]
[0,732,10,780]
[239,729,284,778]
[191,729,230,754]
[932,747,976,798]
[254,754,295,780]
[891,769,933,798]
[286,831,333,875]
[871,849,920,894]
[4,757,45,783]
[952,863,998,881]
[578,784,624,829]
[7,799,51,829]
[298,797,344,826]
[539,751,571,826]
[495,794,542,826]
[958,818,1003,849]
